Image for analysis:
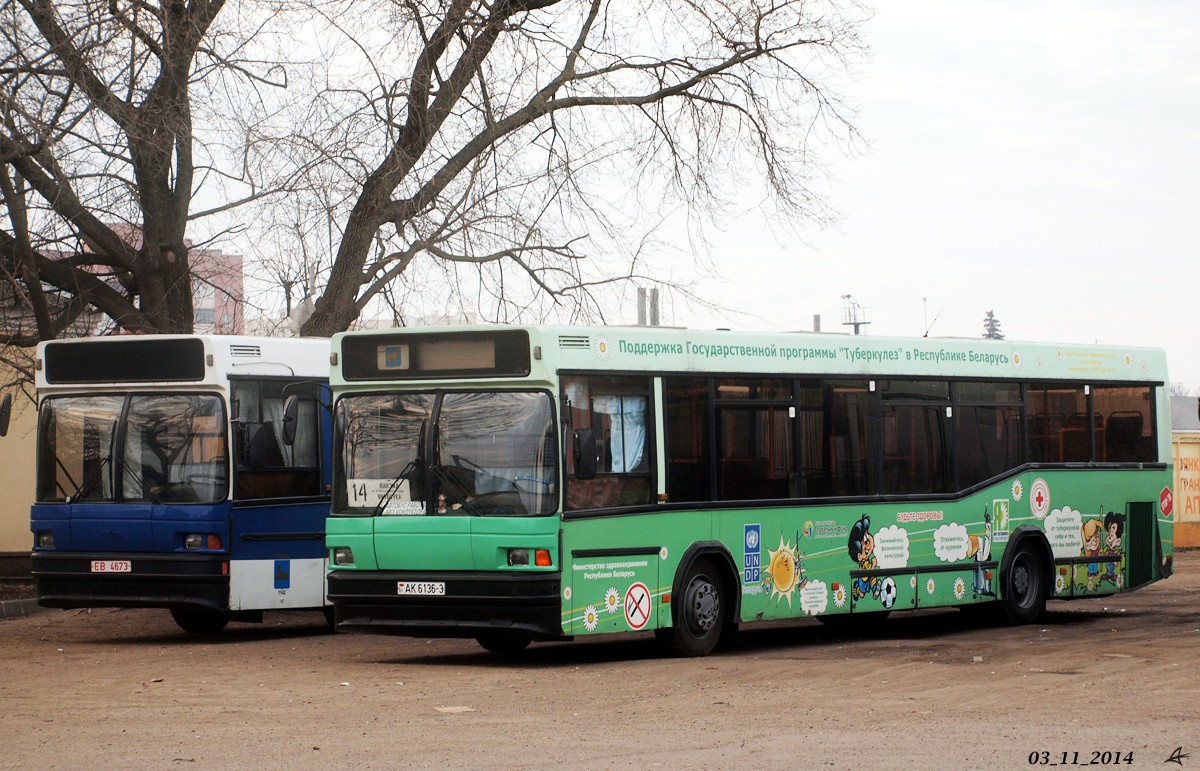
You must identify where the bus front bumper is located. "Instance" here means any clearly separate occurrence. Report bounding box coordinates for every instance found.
[328,570,562,640]
[31,552,229,612]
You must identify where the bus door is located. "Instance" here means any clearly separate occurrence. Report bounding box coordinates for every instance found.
[228,379,330,611]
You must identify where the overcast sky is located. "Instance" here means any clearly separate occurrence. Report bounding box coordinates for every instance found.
[667,2,1200,389]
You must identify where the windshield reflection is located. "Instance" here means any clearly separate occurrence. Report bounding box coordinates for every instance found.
[37,394,228,504]
[336,391,557,516]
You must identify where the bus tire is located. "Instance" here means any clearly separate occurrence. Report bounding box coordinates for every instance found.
[1001,542,1048,625]
[170,607,231,635]
[476,632,532,655]
[660,558,725,657]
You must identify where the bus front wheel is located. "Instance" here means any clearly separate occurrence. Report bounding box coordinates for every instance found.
[170,607,231,635]
[1001,543,1048,625]
[659,558,725,657]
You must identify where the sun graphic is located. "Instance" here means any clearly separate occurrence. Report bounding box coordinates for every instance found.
[603,587,621,614]
[762,535,804,606]
[953,577,966,600]
[582,604,600,632]
[926,578,937,595]
[1011,479,1024,502]
[832,583,847,608]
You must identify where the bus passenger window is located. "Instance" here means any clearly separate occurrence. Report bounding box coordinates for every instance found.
[1093,386,1155,462]
[564,376,653,511]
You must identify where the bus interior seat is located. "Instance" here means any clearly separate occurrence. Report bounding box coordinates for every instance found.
[1105,411,1144,461]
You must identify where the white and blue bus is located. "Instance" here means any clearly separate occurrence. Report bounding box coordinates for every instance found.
[25,335,332,634]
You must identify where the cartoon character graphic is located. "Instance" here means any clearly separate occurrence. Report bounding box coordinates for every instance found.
[1080,517,1103,590]
[847,515,880,601]
[966,510,994,597]
[1102,510,1125,586]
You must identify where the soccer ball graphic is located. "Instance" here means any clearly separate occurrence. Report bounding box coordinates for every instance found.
[879,576,897,609]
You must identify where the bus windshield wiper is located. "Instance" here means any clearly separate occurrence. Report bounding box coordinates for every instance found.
[371,458,418,517]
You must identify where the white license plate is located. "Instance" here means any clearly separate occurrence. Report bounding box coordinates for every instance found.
[397,581,445,596]
[90,560,131,573]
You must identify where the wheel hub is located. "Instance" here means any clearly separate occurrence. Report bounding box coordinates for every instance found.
[689,581,719,632]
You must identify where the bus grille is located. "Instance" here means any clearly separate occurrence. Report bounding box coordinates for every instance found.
[558,335,590,349]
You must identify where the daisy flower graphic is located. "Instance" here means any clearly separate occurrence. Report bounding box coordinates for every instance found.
[953,577,966,600]
[603,587,621,614]
[926,578,937,595]
[1011,479,1024,501]
[832,583,847,608]
[582,605,600,632]
[1055,573,1067,595]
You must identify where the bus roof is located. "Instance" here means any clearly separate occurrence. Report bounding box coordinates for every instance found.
[331,325,1169,386]
[36,335,331,390]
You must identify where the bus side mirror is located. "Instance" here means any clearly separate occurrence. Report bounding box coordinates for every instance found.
[0,393,11,437]
[573,428,597,480]
[281,394,299,446]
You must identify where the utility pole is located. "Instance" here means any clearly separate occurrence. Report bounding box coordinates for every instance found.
[841,294,871,335]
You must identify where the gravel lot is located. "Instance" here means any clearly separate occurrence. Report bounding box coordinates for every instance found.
[2,553,1198,769]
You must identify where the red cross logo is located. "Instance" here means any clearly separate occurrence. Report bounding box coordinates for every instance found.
[1030,479,1049,519]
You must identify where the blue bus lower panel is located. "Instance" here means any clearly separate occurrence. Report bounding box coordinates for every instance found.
[32,552,229,612]
[328,570,562,640]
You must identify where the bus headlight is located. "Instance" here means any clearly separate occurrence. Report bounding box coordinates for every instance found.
[508,548,552,567]
[36,531,54,548]
[332,547,355,566]
[184,534,222,550]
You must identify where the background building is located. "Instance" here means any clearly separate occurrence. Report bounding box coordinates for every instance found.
[1173,395,1200,547]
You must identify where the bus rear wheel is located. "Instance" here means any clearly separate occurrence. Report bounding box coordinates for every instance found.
[659,558,725,657]
[170,607,231,635]
[1001,543,1048,625]
[476,632,532,655]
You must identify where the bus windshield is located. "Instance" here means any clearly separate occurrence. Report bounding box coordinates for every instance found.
[37,394,228,505]
[337,391,557,516]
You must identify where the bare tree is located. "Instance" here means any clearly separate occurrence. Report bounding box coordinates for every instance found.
[0,0,298,345]
[278,0,866,335]
[1169,382,1195,398]
[2,1,866,345]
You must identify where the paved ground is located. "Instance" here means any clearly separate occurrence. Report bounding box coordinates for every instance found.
[2,554,1198,769]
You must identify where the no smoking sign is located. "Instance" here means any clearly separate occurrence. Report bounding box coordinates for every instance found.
[624,582,652,630]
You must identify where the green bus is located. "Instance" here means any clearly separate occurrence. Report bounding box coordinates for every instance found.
[322,325,1174,656]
